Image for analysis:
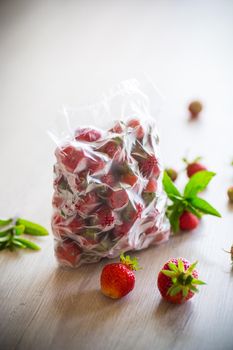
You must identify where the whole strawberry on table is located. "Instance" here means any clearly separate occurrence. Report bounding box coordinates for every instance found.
[157,258,206,304]
[100,253,141,299]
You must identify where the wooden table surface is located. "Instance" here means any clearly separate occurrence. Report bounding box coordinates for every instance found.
[1,1,233,349]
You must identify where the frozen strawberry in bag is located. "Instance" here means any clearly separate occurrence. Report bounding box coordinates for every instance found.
[49,79,170,267]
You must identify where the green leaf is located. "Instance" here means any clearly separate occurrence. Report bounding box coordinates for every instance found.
[186,261,198,274]
[178,259,184,272]
[184,171,216,198]
[161,270,177,278]
[189,197,221,217]
[12,239,26,249]
[0,235,10,243]
[163,171,182,200]
[0,229,12,237]
[182,287,189,298]
[16,219,49,236]
[0,218,12,227]
[185,203,203,219]
[13,225,25,236]
[168,262,179,272]
[192,279,206,285]
[13,237,40,250]
[168,203,184,233]
[189,285,199,293]
[167,285,182,296]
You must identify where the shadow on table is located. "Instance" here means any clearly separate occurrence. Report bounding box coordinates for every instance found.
[48,263,128,327]
[154,298,194,332]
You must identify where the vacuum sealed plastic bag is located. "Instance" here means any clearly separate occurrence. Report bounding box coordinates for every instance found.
[49,79,170,267]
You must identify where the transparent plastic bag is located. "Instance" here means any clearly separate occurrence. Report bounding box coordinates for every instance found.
[49,79,170,268]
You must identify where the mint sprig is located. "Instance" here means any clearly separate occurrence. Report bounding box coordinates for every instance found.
[0,217,48,251]
[163,171,221,233]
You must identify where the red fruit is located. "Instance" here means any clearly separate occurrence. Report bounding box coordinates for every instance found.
[108,189,129,209]
[75,127,101,142]
[52,195,64,208]
[139,154,160,178]
[121,203,144,222]
[94,206,115,228]
[109,122,124,133]
[120,172,138,186]
[187,163,207,177]
[98,138,122,158]
[88,157,105,174]
[56,145,85,173]
[55,240,82,267]
[101,173,116,187]
[100,253,140,299]
[157,258,205,304]
[113,222,132,238]
[81,229,100,246]
[145,178,157,192]
[76,191,100,215]
[179,211,199,231]
[127,119,144,140]
[68,215,85,233]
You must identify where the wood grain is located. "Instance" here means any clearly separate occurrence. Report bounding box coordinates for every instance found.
[0,1,233,349]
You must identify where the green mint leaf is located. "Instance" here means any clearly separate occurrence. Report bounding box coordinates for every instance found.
[0,242,8,251]
[12,239,26,249]
[189,197,221,217]
[185,203,203,219]
[0,234,10,243]
[0,218,13,227]
[16,219,49,236]
[184,171,216,198]
[13,237,40,250]
[168,203,184,233]
[162,171,182,201]
[13,225,25,236]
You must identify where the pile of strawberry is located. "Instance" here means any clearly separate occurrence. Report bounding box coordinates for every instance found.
[51,118,170,267]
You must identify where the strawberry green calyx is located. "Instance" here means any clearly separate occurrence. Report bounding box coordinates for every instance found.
[120,253,141,271]
[161,259,206,298]
[182,156,202,165]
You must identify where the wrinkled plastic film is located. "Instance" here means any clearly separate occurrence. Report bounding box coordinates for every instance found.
[49,79,170,268]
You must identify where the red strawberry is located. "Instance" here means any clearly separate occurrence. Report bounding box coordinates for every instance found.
[100,253,141,299]
[183,157,207,177]
[108,189,129,209]
[76,191,100,215]
[157,258,205,304]
[56,145,85,173]
[68,215,85,233]
[98,137,122,158]
[120,172,138,186]
[88,156,105,174]
[93,206,115,228]
[139,154,160,178]
[145,178,157,192]
[121,202,143,222]
[75,127,101,142]
[52,195,64,208]
[109,121,124,133]
[55,239,82,267]
[179,211,199,231]
[113,222,132,238]
[101,173,116,187]
[127,119,144,140]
